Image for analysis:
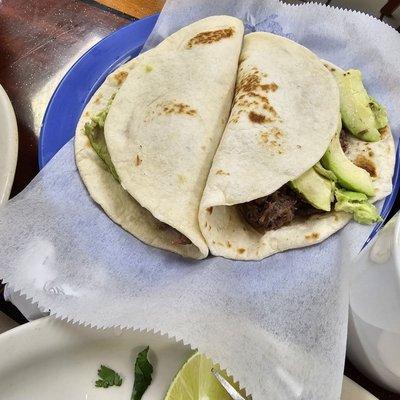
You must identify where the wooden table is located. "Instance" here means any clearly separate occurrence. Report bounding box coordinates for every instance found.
[0,0,134,195]
[0,0,399,398]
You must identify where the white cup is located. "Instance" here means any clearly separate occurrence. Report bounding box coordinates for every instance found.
[347,212,400,392]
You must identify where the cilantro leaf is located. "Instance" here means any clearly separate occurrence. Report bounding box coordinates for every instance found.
[131,346,153,400]
[95,365,123,388]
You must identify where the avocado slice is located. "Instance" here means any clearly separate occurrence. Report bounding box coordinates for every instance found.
[369,96,388,129]
[314,161,337,182]
[321,131,375,197]
[334,189,382,224]
[290,167,334,211]
[332,69,388,142]
[84,99,120,182]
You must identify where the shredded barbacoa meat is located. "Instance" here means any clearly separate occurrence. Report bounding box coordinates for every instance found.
[340,129,349,153]
[158,222,191,245]
[238,186,323,232]
[238,134,350,232]
[171,230,192,245]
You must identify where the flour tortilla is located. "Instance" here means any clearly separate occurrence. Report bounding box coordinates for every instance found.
[75,53,199,258]
[76,16,244,259]
[198,35,395,260]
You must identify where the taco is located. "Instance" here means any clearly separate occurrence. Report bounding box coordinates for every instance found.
[199,32,395,260]
[75,15,244,259]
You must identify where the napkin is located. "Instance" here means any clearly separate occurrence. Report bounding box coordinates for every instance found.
[1,1,400,398]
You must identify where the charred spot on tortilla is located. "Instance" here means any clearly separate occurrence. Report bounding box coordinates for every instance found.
[305,232,320,240]
[379,126,389,138]
[260,83,278,92]
[216,169,230,176]
[94,93,103,104]
[162,102,197,116]
[186,27,235,48]
[230,115,239,124]
[323,63,336,73]
[249,111,266,124]
[354,154,377,177]
[206,206,213,214]
[227,241,232,248]
[260,130,284,154]
[236,73,259,94]
[261,127,284,141]
[260,132,269,143]
[135,155,142,166]
[234,70,279,124]
[235,69,278,96]
[113,70,128,86]
[237,248,246,254]
[368,150,374,157]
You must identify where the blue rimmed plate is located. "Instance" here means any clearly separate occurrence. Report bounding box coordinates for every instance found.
[39,13,159,168]
[39,14,400,243]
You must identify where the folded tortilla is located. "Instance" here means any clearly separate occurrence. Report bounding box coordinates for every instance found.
[198,33,395,260]
[76,15,244,259]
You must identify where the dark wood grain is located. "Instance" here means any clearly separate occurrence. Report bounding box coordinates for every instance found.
[0,0,133,195]
[95,0,164,18]
[381,0,400,17]
[0,0,134,342]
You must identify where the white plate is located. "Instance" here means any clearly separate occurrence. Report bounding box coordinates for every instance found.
[0,317,377,400]
[342,376,378,400]
[0,84,18,205]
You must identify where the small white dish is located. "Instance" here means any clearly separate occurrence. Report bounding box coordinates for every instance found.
[0,311,18,335]
[341,376,378,400]
[0,317,193,400]
[347,212,400,393]
[0,84,18,205]
[0,317,377,399]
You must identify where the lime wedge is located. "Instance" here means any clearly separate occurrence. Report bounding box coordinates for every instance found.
[165,352,243,400]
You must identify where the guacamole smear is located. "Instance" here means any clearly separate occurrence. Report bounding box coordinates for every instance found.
[334,189,382,224]
[84,106,120,182]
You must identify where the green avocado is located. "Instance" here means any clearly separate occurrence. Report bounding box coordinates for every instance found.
[84,99,120,182]
[334,189,382,224]
[290,167,334,211]
[369,96,388,129]
[313,161,337,182]
[321,131,375,197]
[332,69,388,142]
